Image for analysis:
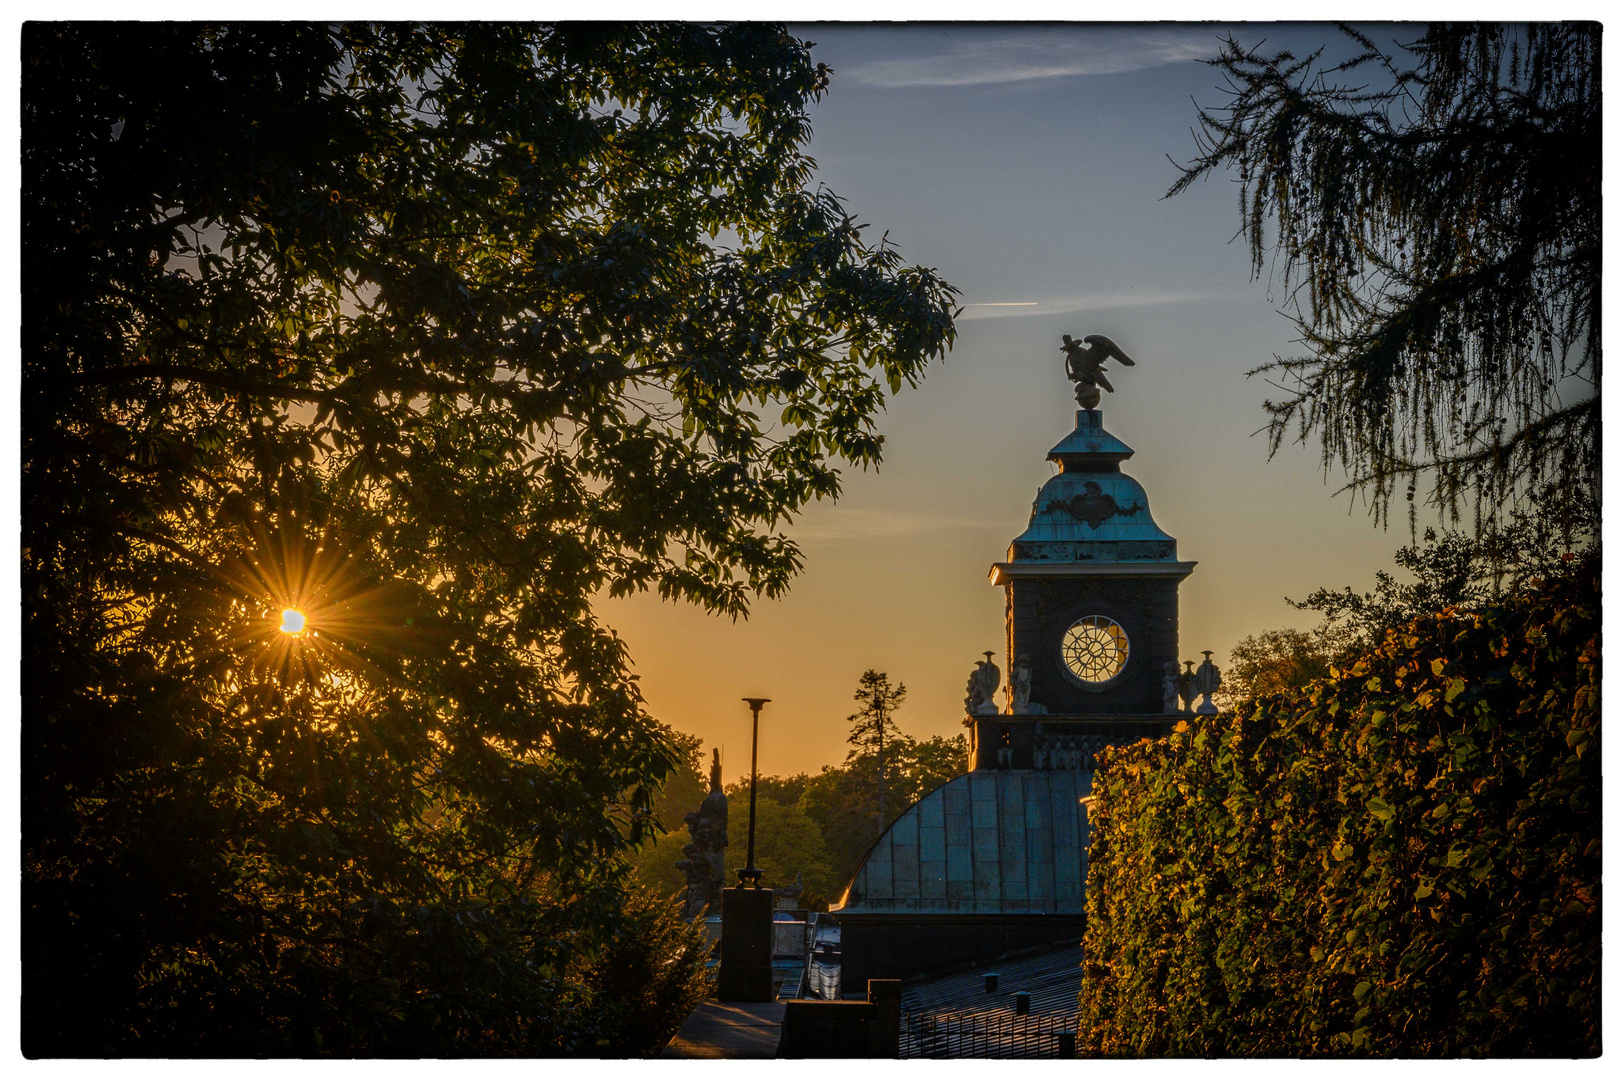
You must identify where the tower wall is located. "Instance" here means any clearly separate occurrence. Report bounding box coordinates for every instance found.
[1006,575,1179,715]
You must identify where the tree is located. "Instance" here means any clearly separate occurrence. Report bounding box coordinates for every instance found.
[1290,512,1595,662]
[1220,627,1337,709]
[22,23,956,1054]
[725,771,814,810]
[1221,512,1597,709]
[845,670,907,838]
[796,730,968,900]
[568,885,713,1057]
[651,728,708,834]
[1169,24,1599,534]
[627,828,693,902]
[747,798,838,909]
[899,733,970,801]
[798,764,882,899]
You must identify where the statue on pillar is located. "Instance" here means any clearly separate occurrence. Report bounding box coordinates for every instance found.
[965,650,1001,715]
[1178,659,1198,714]
[1162,660,1182,714]
[1060,334,1136,409]
[676,748,729,920]
[1009,653,1033,714]
[1192,651,1222,716]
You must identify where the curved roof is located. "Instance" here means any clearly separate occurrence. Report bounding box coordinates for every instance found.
[832,770,1090,916]
[1005,409,1180,564]
[1012,471,1176,549]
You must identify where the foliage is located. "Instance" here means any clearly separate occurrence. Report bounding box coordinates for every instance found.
[896,734,971,799]
[626,828,692,903]
[650,728,708,833]
[568,886,712,1058]
[1170,24,1599,532]
[744,798,839,907]
[845,669,907,834]
[797,763,884,895]
[725,771,813,810]
[624,730,708,903]
[1225,515,1598,708]
[1291,514,1595,662]
[705,731,969,909]
[1079,562,1599,1056]
[1219,627,1336,708]
[22,23,955,1055]
[799,732,968,901]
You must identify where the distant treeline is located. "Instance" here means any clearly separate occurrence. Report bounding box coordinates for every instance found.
[636,733,968,910]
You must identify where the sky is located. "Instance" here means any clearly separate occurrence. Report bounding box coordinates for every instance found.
[597,22,1454,784]
[0,12,1597,792]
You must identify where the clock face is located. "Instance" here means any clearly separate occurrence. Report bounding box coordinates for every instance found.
[1061,615,1130,683]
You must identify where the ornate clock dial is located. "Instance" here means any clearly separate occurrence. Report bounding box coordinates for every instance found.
[1061,615,1129,683]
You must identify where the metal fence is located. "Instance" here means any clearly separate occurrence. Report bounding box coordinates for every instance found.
[901,1010,1078,1059]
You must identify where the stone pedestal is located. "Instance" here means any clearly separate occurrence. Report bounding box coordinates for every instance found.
[717,886,774,1002]
[866,979,902,1057]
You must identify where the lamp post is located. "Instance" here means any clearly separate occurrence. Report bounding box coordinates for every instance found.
[737,697,770,888]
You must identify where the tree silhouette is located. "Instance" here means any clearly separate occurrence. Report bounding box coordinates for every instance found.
[1170,24,1598,535]
[22,23,956,1054]
[845,670,907,839]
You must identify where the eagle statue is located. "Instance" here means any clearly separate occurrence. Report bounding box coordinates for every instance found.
[1060,334,1136,408]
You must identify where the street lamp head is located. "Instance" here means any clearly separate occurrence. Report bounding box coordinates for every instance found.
[741,697,771,709]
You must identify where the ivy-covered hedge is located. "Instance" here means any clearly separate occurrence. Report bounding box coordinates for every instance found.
[1078,565,1599,1056]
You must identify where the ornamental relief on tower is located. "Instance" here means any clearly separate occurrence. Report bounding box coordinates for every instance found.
[1043,480,1145,529]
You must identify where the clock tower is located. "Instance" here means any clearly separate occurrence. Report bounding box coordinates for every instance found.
[971,397,1195,766]
[828,335,1207,990]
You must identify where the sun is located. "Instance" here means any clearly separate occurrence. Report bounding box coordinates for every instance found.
[279,608,308,635]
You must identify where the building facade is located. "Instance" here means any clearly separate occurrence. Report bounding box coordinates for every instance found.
[829,406,1192,989]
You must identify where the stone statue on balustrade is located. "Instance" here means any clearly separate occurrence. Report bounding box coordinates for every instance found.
[675,748,729,920]
[965,650,1001,716]
[1008,653,1033,714]
[1162,660,1182,714]
[1178,659,1197,714]
[1192,651,1222,716]
[1060,333,1136,410]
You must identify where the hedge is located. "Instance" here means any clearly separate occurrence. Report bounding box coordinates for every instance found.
[1078,564,1599,1056]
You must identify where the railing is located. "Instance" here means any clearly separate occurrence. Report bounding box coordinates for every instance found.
[900,1010,1077,1059]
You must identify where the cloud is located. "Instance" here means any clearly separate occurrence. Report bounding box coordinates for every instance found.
[957,288,1222,320]
[844,29,1215,89]
[786,506,1000,542]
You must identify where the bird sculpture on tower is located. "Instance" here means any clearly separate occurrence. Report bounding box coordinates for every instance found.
[1060,334,1136,409]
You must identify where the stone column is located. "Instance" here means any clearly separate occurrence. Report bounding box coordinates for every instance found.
[866,979,902,1058]
[716,886,774,1001]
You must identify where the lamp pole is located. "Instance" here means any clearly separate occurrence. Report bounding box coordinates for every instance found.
[737,697,770,888]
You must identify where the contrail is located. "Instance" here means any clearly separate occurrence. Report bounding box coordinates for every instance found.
[966,302,1038,306]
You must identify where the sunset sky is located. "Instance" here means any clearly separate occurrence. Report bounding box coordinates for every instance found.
[595,22,1456,783]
